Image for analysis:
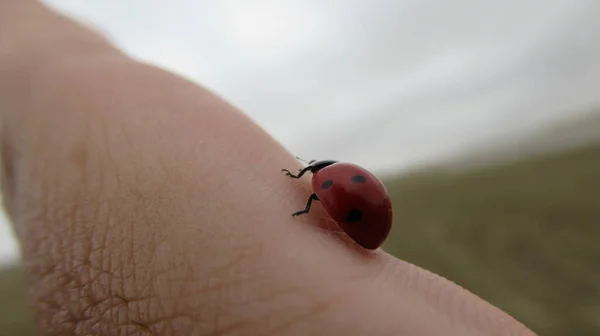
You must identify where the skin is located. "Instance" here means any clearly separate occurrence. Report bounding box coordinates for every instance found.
[0,1,537,335]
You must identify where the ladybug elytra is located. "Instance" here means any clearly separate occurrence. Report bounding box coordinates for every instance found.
[282,158,393,250]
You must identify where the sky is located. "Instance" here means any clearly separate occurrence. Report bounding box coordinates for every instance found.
[1,0,600,267]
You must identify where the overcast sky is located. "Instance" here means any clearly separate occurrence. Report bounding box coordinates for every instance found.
[2,0,600,267]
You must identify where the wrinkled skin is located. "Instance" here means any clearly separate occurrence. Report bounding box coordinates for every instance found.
[0,2,536,335]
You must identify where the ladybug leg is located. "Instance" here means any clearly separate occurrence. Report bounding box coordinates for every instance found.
[292,193,319,216]
[298,160,315,170]
[282,166,311,179]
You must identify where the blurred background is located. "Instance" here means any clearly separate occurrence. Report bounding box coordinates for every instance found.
[1,0,600,334]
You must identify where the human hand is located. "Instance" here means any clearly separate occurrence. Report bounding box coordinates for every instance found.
[0,2,535,335]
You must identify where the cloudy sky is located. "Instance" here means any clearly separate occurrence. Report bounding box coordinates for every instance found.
[1,0,600,266]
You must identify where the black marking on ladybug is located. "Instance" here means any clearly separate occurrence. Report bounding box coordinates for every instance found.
[346,208,363,223]
[321,179,333,189]
[351,175,366,183]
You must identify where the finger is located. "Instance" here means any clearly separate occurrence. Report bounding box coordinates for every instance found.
[0,2,535,336]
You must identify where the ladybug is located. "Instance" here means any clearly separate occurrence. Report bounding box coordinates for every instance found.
[282,158,393,250]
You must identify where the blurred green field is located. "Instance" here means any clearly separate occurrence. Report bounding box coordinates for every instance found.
[0,265,35,336]
[383,143,600,335]
[1,142,599,335]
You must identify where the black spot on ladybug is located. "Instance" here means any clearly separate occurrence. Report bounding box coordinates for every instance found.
[351,175,366,183]
[321,179,333,189]
[346,208,363,223]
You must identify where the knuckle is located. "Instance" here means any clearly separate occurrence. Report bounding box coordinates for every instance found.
[27,202,154,334]
[7,102,347,334]
[15,145,160,334]
[22,188,345,335]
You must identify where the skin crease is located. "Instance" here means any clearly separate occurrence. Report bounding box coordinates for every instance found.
[0,2,537,335]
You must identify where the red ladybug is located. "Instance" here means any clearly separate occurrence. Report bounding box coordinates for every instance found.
[282,158,393,250]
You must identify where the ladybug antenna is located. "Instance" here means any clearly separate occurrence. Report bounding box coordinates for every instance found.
[295,157,316,165]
